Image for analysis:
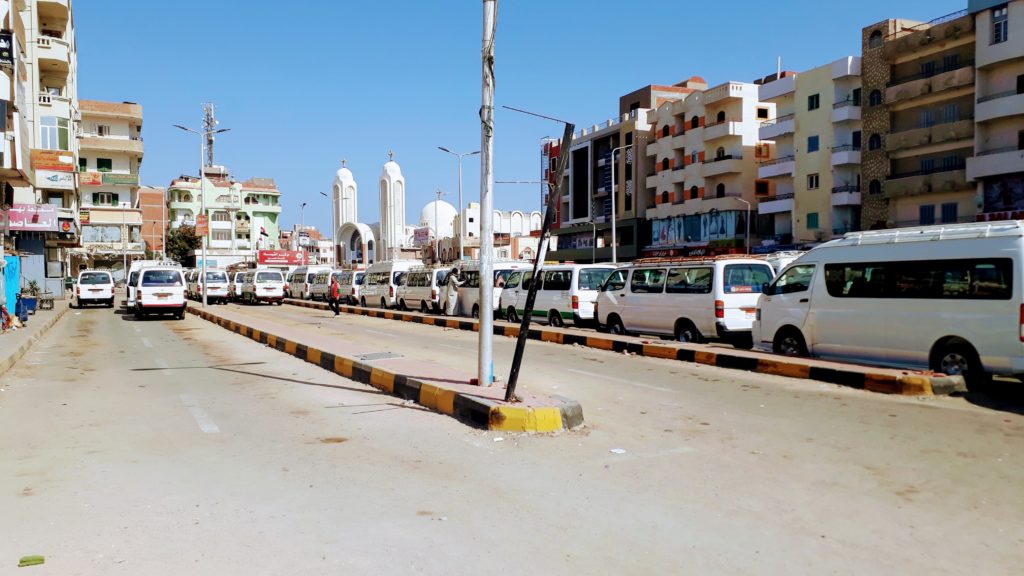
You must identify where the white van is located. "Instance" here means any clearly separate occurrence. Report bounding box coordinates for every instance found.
[762,251,807,275]
[187,268,230,304]
[337,269,366,305]
[500,264,615,327]
[309,270,347,301]
[595,257,774,344]
[359,260,421,308]
[134,266,187,320]
[396,266,448,312]
[74,270,115,308]
[455,260,534,318]
[127,260,178,309]
[753,221,1024,387]
[285,266,332,300]
[240,269,286,305]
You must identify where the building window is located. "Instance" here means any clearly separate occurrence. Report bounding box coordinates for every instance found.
[942,54,960,71]
[690,115,700,129]
[661,191,669,204]
[807,173,820,190]
[869,30,884,49]
[807,135,820,153]
[97,158,113,172]
[97,124,111,137]
[661,125,669,138]
[39,116,69,150]
[941,202,959,224]
[921,158,936,173]
[807,213,819,230]
[661,159,669,171]
[808,94,820,111]
[869,90,883,106]
[211,211,231,222]
[716,110,726,123]
[755,143,770,159]
[94,192,115,206]
[79,157,87,172]
[868,134,882,151]
[716,146,726,159]
[993,5,1009,44]
[869,179,882,195]
[212,230,231,241]
[756,107,769,120]
[691,152,698,165]
[919,205,936,225]
[716,183,725,198]
[690,185,699,200]
[755,181,770,196]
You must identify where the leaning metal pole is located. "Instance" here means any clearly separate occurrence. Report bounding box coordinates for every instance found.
[478,0,497,387]
[505,122,574,401]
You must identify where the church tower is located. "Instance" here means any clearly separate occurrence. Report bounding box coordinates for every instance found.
[379,150,406,260]
[332,159,358,231]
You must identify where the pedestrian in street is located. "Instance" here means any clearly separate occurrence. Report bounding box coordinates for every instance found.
[329,274,342,316]
[443,266,464,316]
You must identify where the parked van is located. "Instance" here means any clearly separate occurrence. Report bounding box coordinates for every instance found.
[134,266,187,320]
[762,251,807,275]
[187,268,230,303]
[500,264,615,326]
[359,260,420,308]
[285,266,332,300]
[454,260,534,318]
[127,260,178,309]
[240,269,286,305]
[396,266,448,312]
[595,256,774,344]
[753,221,1024,387]
[73,270,115,308]
[337,269,366,305]
[309,270,346,301]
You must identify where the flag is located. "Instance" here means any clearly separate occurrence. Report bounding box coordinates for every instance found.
[260,226,268,237]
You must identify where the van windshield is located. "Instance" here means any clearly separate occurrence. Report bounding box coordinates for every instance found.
[141,270,182,287]
[578,269,613,290]
[258,272,283,282]
[355,273,365,285]
[723,264,774,293]
[79,272,111,285]
[393,272,406,285]
[129,272,139,286]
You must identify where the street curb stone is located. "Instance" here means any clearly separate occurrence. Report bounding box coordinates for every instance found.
[0,303,70,377]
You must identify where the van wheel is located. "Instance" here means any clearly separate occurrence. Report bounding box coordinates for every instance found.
[134,307,142,320]
[933,342,987,390]
[608,315,626,336]
[675,320,701,343]
[380,298,388,310]
[399,299,407,311]
[360,297,367,308]
[471,305,479,319]
[420,301,429,314]
[549,311,564,328]
[507,306,519,323]
[773,328,808,357]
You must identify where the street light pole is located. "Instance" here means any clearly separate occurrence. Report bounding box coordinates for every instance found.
[299,202,307,264]
[477,0,496,387]
[608,143,632,264]
[161,187,167,260]
[438,147,480,261]
[319,191,334,267]
[737,197,751,254]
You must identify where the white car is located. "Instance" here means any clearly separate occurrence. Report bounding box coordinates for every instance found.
[73,270,115,308]
[500,264,615,327]
[241,270,286,305]
[134,267,187,320]
[188,268,230,304]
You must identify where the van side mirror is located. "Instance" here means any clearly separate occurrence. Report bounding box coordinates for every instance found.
[761,282,772,295]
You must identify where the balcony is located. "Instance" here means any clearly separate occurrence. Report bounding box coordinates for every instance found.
[886,166,970,198]
[703,120,742,142]
[831,145,861,166]
[758,193,795,215]
[703,82,746,106]
[976,91,1024,124]
[966,147,1024,180]
[887,119,974,152]
[831,185,862,206]
[882,10,974,59]
[758,74,796,101]
[645,174,660,189]
[759,114,795,141]
[36,36,70,73]
[79,100,143,122]
[646,142,658,157]
[210,220,233,230]
[758,156,796,179]
[831,100,861,123]
[701,155,745,178]
[885,64,975,105]
[37,93,72,118]
[831,56,861,79]
[79,135,144,157]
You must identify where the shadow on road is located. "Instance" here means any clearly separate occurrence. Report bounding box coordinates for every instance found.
[959,378,1024,416]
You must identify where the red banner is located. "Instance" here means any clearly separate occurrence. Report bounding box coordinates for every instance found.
[195,214,208,236]
[257,250,307,266]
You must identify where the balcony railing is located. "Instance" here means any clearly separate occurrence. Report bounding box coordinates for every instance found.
[759,193,795,202]
[832,185,861,194]
[891,115,974,134]
[888,162,966,180]
[976,146,1021,157]
[831,145,861,153]
[703,154,742,164]
[977,90,1018,104]
[758,155,795,166]
[759,113,794,128]
[883,9,968,40]
[887,60,974,87]
[704,118,732,129]
[832,99,860,109]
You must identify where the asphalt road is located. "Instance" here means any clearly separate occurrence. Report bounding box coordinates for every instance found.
[1,299,1022,575]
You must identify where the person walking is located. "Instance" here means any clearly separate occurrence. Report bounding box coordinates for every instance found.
[329,274,342,316]
[443,266,464,316]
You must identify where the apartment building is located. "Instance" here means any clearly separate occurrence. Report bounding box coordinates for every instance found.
[167,166,283,267]
[71,99,144,271]
[644,79,769,257]
[137,185,166,255]
[755,57,863,250]
[861,10,977,230]
[966,0,1024,218]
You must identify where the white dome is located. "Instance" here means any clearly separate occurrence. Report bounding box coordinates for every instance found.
[420,200,457,239]
[335,166,354,182]
[380,160,403,179]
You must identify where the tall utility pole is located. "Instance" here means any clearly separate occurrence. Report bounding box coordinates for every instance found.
[320,190,335,265]
[438,147,479,260]
[434,188,446,262]
[478,0,497,387]
[608,143,632,264]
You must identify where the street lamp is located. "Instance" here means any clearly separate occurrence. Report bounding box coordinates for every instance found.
[174,123,230,307]
[437,146,479,261]
[299,202,308,264]
[608,143,632,264]
[736,197,751,254]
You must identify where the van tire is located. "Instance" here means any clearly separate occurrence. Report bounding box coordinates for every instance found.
[675,319,701,343]
[134,307,142,320]
[549,311,564,328]
[471,305,480,319]
[420,301,429,314]
[608,315,626,336]
[359,297,366,308]
[380,298,388,310]
[773,328,808,357]
[507,307,519,323]
[932,341,987,390]
[399,299,407,311]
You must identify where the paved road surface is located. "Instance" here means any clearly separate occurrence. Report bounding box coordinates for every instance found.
[1,301,1022,575]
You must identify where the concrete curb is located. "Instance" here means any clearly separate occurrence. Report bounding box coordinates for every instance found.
[188,306,584,432]
[0,303,70,377]
[284,298,964,396]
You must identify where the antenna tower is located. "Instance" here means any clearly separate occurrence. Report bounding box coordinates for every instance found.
[203,102,217,167]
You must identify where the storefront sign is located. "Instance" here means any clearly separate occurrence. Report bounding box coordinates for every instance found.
[650,210,745,248]
[102,173,140,186]
[413,227,431,246]
[79,172,103,186]
[59,218,73,234]
[194,214,208,236]
[0,32,13,67]
[0,204,59,232]
[36,169,75,190]
[257,250,307,266]
[30,149,75,172]
[79,208,90,224]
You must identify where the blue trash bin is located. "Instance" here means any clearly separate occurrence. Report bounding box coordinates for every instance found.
[15,296,28,324]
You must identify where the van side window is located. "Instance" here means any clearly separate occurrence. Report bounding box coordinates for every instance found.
[506,271,522,289]
[723,264,774,294]
[543,270,571,291]
[578,269,613,290]
[630,269,667,293]
[355,273,365,285]
[464,271,480,288]
[666,267,712,294]
[825,259,1012,300]
[521,272,534,290]
[603,270,627,292]
[768,265,815,295]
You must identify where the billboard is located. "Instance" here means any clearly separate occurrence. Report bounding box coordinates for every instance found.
[257,250,307,266]
[0,203,59,232]
[195,214,208,236]
[80,172,103,186]
[36,169,75,190]
[30,149,75,172]
[413,227,431,246]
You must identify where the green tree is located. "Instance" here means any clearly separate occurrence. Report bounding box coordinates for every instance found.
[166,225,201,267]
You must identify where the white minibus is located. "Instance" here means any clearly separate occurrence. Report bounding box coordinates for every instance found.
[359,260,421,309]
[285,266,332,300]
[396,266,447,312]
[500,264,615,327]
[455,260,533,318]
[754,221,1024,387]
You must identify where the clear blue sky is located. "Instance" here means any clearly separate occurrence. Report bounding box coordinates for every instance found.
[76,0,964,236]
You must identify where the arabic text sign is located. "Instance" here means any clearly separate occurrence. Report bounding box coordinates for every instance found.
[257,250,307,266]
[0,204,59,232]
[31,149,76,172]
[36,169,75,190]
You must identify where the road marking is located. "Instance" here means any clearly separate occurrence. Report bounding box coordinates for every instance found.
[364,329,398,339]
[141,337,153,349]
[155,358,170,377]
[438,344,465,351]
[134,327,142,333]
[179,394,220,434]
[566,368,676,393]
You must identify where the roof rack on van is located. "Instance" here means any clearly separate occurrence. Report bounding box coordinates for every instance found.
[829,220,1024,247]
[631,255,762,266]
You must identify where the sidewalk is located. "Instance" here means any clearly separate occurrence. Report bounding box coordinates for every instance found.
[0,300,70,376]
[188,305,583,432]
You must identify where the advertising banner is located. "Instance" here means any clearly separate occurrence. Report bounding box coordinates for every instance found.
[413,227,431,246]
[79,208,90,224]
[0,204,59,232]
[30,149,75,172]
[257,250,307,266]
[102,173,140,186]
[79,172,103,186]
[0,32,13,67]
[36,169,75,190]
[195,214,208,236]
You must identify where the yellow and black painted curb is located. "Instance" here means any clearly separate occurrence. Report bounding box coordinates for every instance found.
[283,299,964,396]
[0,302,70,377]
[188,306,584,432]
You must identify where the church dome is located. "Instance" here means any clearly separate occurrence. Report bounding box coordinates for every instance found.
[420,200,457,239]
